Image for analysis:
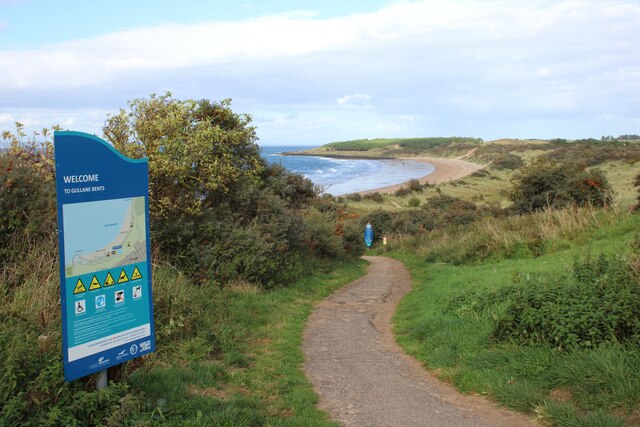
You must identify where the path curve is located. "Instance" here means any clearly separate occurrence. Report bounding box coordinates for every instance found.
[303,256,536,427]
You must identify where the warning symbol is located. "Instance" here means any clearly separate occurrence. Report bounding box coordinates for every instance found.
[118,269,129,283]
[73,278,87,294]
[89,275,101,291]
[131,266,142,281]
[104,272,116,287]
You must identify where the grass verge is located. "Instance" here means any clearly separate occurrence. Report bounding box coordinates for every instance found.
[1,257,366,426]
[390,212,640,426]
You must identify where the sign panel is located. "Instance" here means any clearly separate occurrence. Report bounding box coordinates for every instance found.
[364,222,374,248]
[54,131,155,381]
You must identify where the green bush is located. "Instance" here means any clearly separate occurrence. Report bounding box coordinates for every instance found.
[0,320,129,425]
[0,147,56,264]
[492,252,640,351]
[509,159,614,213]
[408,179,422,192]
[408,197,420,207]
[363,192,384,203]
[394,187,411,197]
[491,153,524,170]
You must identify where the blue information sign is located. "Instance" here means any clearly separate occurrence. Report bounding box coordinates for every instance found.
[54,131,155,381]
[364,222,374,248]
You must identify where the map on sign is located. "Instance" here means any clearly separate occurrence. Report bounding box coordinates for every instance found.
[63,197,147,277]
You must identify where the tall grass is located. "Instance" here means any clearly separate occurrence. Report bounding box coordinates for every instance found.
[388,204,627,264]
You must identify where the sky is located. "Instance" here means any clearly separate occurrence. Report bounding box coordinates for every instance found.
[1,0,639,146]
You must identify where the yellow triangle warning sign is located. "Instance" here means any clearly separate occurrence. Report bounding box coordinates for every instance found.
[104,272,116,287]
[89,275,101,291]
[131,266,142,280]
[118,269,129,283]
[73,278,87,294]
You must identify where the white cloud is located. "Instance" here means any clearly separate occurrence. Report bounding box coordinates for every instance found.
[1,1,635,91]
[337,94,372,108]
[1,0,639,142]
[0,113,16,127]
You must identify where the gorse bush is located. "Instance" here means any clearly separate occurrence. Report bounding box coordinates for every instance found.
[363,192,384,203]
[492,250,640,351]
[509,158,614,213]
[394,187,411,197]
[490,153,524,170]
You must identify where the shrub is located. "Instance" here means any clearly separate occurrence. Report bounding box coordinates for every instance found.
[363,192,384,203]
[408,197,420,207]
[345,193,362,202]
[408,179,422,192]
[0,155,54,261]
[424,194,462,210]
[358,208,436,238]
[509,159,614,213]
[394,187,411,197]
[491,153,524,170]
[492,253,640,351]
[0,320,129,424]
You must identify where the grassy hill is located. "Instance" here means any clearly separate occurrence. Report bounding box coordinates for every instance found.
[323,137,640,211]
[294,136,483,158]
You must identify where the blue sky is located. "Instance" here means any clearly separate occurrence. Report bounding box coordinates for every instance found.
[1,0,639,145]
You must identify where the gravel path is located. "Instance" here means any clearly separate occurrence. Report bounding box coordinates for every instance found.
[303,256,536,427]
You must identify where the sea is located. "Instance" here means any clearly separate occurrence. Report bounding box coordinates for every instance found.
[261,146,434,196]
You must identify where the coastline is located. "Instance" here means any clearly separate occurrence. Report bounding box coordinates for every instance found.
[278,149,484,196]
[357,156,484,195]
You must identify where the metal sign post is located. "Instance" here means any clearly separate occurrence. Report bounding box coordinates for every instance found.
[54,131,155,382]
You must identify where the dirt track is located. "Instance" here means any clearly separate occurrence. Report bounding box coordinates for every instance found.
[303,256,536,427]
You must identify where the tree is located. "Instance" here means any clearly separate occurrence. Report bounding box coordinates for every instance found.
[103,92,263,221]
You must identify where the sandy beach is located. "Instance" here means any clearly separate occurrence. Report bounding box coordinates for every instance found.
[357,156,483,195]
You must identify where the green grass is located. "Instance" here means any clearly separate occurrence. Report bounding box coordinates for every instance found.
[126,259,367,426]
[1,256,367,426]
[389,212,640,426]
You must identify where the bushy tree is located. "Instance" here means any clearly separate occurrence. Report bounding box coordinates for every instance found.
[103,93,359,286]
[103,93,263,221]
[509,158,613,213]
